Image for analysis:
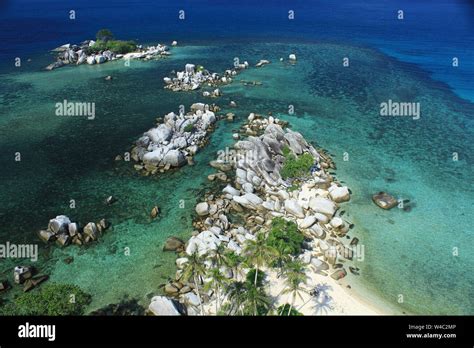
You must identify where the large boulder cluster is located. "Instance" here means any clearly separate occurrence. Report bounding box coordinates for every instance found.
[152,114,358,315]
[186,115,353,261]
[37,215,111,247]
[163,62,248,92]
[131,103,220,175]
[46,41,170,70]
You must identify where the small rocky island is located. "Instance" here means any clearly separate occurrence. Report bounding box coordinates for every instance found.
[38,215,111,247]
[130,103,221,175]
[163,61,249,92]
[46,29,174,70]
[149,114,360,316]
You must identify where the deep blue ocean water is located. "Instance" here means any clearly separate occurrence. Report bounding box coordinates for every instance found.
[1,0,473,100]
[0,0,473,314]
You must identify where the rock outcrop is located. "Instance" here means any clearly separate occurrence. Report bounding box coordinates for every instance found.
[130,104,220,175]
[152,114,359,315]
[46,41,170,70]
[38,215,110,247]
[148,296,186,315]
[164,61,249,92]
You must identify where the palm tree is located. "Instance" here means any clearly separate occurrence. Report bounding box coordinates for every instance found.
[209,243,227,268]
[181,251,207,315]
[204,268,229,315]
[243,232,278,287]
[274,248,291,279]
[244,281,271,316]
[223,251,245,281]
[225,281,247,315]
[280,259,309,316]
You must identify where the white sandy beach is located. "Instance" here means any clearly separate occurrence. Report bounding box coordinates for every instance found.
[202,266,391,316]
[265,269,385,315]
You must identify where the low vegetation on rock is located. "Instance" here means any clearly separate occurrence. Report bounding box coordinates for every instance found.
[280,146,315,179]
[0,283,91,316]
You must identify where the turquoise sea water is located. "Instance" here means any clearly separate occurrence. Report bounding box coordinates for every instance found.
[224,42,474,314]
[1,42,473,314]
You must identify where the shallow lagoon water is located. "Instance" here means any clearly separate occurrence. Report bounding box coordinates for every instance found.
[0,42,473,314]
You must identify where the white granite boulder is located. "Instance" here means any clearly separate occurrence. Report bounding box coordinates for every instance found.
[148,296,182,316]
[86,56,96,65]
[163,149,186,167]
[223,184,240,197]
[201,111,216,129]
[284,199,305,218]
[233,193,263,210]
[329,186,350,203]
[309,197,337,217]
[298,215,317,229]
[48,215,71,234]
[146,124,173,143]
[195,202,210,216]
[186,230,221,256]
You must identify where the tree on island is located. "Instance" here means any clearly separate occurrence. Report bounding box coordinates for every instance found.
[182,251,207,315]
[204,267,229,315]
[96,28,114,42]
[242,232,277,287]
[225,281,247,315]
[244,280,271,316]
[280,259,309,315]
[224,250,246,281]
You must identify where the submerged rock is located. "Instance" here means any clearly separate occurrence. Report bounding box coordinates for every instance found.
[372,192,398,210]
[256,59,270,67]
[105,195,117,205]
[163,236,185,252]
[150,206,160,219]
[23,275,48,292]
[45,60,64,70]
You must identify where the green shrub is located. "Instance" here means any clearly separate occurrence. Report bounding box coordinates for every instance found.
[96,29,114,42]
[88,40,107,54]
[266,217,304,256]
[183,124,194,133]
[8,283,91,316]
[0,301,16,316]
[280,152,314,180]
[106,40,137,54]
[89,40,137,54]
[282,145,291,157]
